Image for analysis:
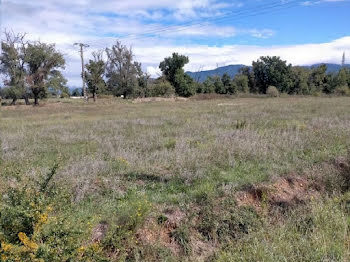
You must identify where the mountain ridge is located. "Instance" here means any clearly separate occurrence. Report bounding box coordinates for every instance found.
[186,63,350,82]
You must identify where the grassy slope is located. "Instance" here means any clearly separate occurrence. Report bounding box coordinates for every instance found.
[1,96,350,261]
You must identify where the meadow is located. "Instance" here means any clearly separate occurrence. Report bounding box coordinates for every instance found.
[1,96,350,261]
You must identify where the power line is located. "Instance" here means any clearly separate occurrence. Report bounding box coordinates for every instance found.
[119,0,301,41]
[120,0,291,40]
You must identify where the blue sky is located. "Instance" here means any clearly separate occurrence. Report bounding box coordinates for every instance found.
[2,0,350,86]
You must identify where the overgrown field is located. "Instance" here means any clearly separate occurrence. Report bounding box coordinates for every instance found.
[1,96,350,261]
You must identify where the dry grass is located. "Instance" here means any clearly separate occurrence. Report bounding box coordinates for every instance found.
[1,96,350,261]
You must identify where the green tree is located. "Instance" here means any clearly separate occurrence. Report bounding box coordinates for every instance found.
[308,64,328,94]
[159,53,195,97]
[233,74,249,93]
[106,41,141,98]
[133,62,150,98]
[46,70,69,98]
[221,73,234,94]
[252,56,293,94]
[290,67,310,94]
[212,75,225,94]
[148,76,175,97]
[174,69,196,97]
[85,51,106,102]
[239,66,256,93]
[0,31,29,105]
[201,77,216,94]
[325,68,350,94]
[25,42,65,105]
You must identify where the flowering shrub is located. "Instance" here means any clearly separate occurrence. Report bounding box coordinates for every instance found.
[0,168,108,261]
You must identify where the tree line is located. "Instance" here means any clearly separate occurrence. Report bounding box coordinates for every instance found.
[1,32,349,105]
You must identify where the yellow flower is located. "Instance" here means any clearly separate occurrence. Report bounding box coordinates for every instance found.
[1,242,13,252]
[77,246,85,253]
[18,232,38,250]
[91,243,100,252]
[38,213,48,224]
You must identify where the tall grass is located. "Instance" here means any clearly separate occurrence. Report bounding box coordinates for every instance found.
[1,96,350,261]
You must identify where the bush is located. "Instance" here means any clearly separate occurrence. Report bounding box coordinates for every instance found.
[0,168,108,261]
[266,86,279,97]
[234,74,249,93]
[335,85,350,96]
[149,80,175,97]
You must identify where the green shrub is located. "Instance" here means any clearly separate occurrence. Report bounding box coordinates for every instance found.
[102,196,151,257]
[149,81,175,97]
[164,138,176,150]
[266,86,279,97]
[335,85,350,96]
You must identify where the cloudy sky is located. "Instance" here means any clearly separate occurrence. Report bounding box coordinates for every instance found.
[2,0,350,86]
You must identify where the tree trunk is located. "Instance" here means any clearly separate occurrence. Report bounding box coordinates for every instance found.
[10,98,17,105]
[93,92,97,102]
[24,95,30,105]
[34,94,39,105]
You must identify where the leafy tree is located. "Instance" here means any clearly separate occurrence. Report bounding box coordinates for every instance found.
[252,56,293,94]
[239,66,257,93]
[201,77,215,93]
[174,69,196,97]
[159,53,195,97]
[159,53,189,86]
[233,74,249,93]
[308,64,328,94]
[25,42,65,105]
[213,75,225,94]
[290,67,310,94]
[221,73,234,94]
[85,51,106,102]
[148,77,175,97]
[46,70,69,98]
[105,41,142,98]
[133,62,150,98]
[325,67,350,94]
[0,31,29,105]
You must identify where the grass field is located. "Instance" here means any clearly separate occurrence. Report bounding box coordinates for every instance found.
[1,96,350,261]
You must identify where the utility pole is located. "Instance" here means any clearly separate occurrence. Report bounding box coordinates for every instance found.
[342,52,346,67]
[74,43,89,102]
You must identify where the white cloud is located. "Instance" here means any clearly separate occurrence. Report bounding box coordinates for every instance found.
[302,0,346,6]
[64,36,350,85]
[2,0,348,86]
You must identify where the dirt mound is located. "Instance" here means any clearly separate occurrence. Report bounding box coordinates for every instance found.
[136,208,186,254]
[91,222,109,243]
[236,175,322,212]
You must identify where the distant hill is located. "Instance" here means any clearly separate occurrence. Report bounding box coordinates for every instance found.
[306,63,350,73]
[186,63,350,82]
[186,64,248,82]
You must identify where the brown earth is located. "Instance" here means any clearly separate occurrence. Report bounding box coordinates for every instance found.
[236,174,323,212]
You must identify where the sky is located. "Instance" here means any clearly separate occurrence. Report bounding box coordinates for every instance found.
[2,0,350,86]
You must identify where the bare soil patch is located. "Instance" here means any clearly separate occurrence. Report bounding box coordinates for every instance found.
[236,175,323,212]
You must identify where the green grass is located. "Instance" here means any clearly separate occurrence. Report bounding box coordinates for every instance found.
[1,96,350,261]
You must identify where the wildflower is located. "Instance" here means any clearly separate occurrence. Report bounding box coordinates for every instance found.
[38,213,48,224]
[1,242,13,252]
[18,232,38,250]
[77,246,85,253]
